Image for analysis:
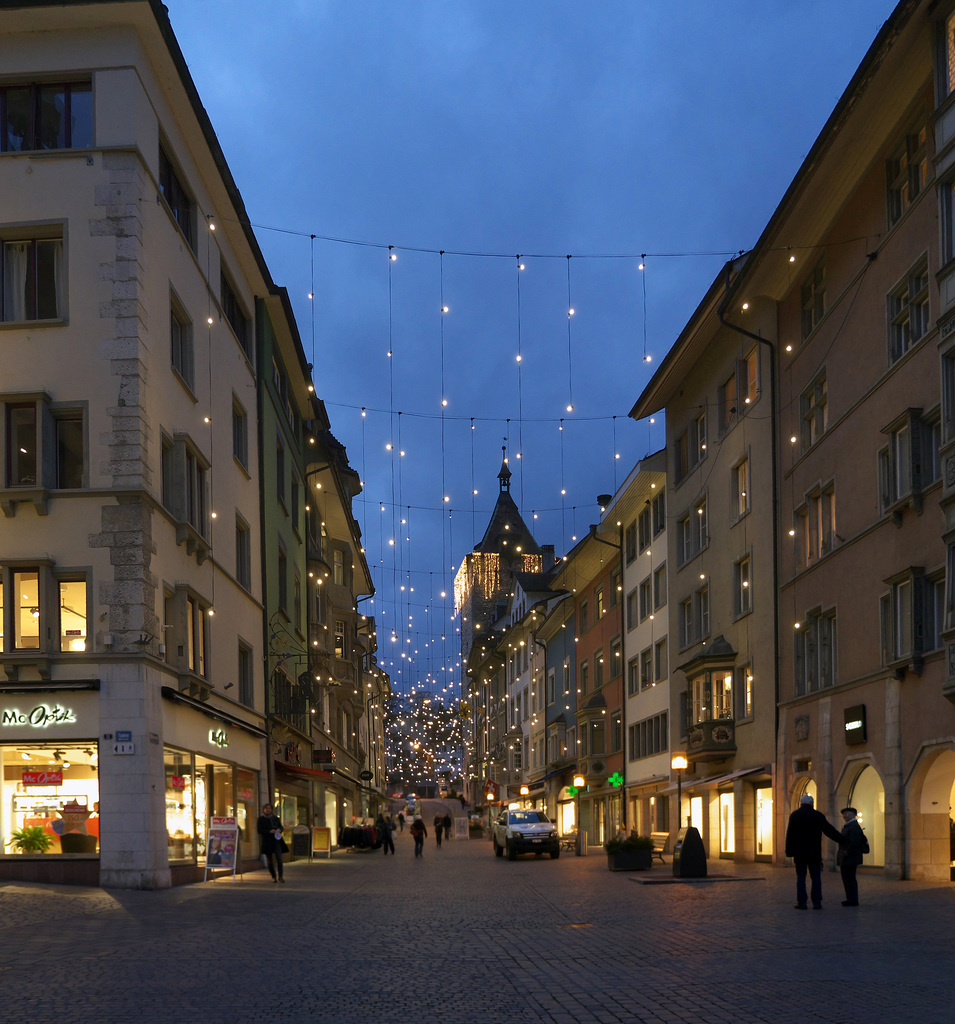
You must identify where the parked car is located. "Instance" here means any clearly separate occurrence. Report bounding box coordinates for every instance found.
[492,809,560,860]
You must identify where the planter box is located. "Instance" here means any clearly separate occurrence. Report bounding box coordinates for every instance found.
[606,848,653,871]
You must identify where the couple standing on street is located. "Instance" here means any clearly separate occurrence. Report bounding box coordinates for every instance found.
[785,793,869,909]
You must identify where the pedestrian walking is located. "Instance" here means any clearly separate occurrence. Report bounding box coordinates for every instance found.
[378,814,395,856]
[838,807,868,906]
[257,802,286,883]
[442,812,452,841]
[784,793,844,909]
[434,814,443,848]
[410,816,427,857]
[398,812,405,832]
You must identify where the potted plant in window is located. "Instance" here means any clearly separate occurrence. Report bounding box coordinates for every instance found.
[604,831,654,871]
[6,825,55,854]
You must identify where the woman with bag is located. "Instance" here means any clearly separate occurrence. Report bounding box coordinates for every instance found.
[409,816,427,858]
[257,802,286,882]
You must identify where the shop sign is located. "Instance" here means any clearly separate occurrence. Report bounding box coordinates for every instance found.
[285,742,301,766]
[22,770,62,785]
[2,704,77,729]
[170,775,186,791]
[209,728,229,749]
[238,788,254,802]
[844,704,867,745]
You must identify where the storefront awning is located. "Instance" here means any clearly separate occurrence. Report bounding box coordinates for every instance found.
[275,760,332,780]
[161,686,267,739]
[539,763,577,783]
[654,765,769,796]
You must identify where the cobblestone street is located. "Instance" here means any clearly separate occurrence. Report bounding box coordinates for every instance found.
[2,829,952,1023]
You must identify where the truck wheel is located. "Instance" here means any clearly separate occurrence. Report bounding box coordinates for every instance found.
[494,838,503,857]
[550,848,560,859]
[507,841,517,861]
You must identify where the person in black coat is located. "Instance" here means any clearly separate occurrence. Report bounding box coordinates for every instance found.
[837,807,867,906]
[784,793,844,909]
[257,803,285,882]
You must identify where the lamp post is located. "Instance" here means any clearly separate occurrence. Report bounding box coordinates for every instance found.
[573,773,585,856]
[671,753,688,830]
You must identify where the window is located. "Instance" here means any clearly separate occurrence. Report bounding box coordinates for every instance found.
[0,568,87,655]
[232,399,248,469]
[886,121,928,228]
[55,412,84,489]
[272,356,294,430]
[677,500,708,566]
[159,145,195,249]
[625,520,637,563]
[579,658,589,695]
[733,457,750,519]
[691,670,734,724]
[736,664,753,720]
[6,403,36,486]
[654,637,668,682]
[589,718,606,756]
[653,564,667,609]
[628,711,669,761]
[579,599,589,634]
[594,649,604,689]
[334,619,346,659]
[794,484,836,569]
[674,412,706,482]
[160,434,210,550]
[680,588,709,647]
[238,642,254,707]
[638,507,651,551]
[639,576,652,621]
[652,491,666,536]
[547,669,556,706]
[170,297,193,390]
[888,258,930,363]
[881,568,942,666]
[277,548,287,614]
[609,567,622,608]
[294,572,302,627]
[291,476,300,535]
[627,656,640,697]
[879,410,939,512]
[800,372,828,449]
[563,659,571,695]
[186,595,208,677]
[610,636,622,678]
[734,556,752,616]
[0,81,92,152]
[2,234,63,322]
[594,585,604,620]
[235,516,251,590]
[333,549,345,587]
[275,437,285,505]
[221,270,252,359]
[12,569,41,649]
[719,370,737,433]
[794,608,837,696]
[640,647,653,691]
[626,588,637,631]
[611,712,622,753]
[56,578,87,652]
[943,11,955,99]
[800,260,826,338]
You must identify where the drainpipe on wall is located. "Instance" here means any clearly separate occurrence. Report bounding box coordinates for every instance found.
[715,256,781,773]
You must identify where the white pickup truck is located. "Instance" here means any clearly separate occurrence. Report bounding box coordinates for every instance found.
[492,809,560,860]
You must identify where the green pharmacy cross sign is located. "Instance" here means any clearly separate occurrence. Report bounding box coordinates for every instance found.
[607,772,624,788]
[566,785,579,796]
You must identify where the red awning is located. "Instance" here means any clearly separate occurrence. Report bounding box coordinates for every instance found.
[275,760,332,780]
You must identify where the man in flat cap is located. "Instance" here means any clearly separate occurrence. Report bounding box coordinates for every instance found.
[784,793,845,909]
[837,807,868,907]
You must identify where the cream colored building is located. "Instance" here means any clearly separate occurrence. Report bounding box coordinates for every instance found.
[0,0,295,886]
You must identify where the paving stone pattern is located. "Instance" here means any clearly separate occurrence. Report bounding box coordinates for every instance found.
[1,828,952,1023]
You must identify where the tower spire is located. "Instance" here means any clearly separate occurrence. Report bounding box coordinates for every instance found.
[498,444,511,492]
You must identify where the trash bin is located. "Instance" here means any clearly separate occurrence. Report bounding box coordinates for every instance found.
[576,829,589,856]
[672,825,706,877]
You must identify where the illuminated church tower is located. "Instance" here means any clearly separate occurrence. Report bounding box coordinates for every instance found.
[454,450,554,667]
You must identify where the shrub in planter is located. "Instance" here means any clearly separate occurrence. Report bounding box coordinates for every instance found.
[6,825,54,854]
[604,832,653,871]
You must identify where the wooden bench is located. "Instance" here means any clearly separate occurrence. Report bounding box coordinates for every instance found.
[560,831,578,852]
[650,831,669,862]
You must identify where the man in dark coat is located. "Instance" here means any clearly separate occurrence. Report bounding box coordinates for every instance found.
[837,807,867,906]
[784,793,844,909]
[256,803,285,882]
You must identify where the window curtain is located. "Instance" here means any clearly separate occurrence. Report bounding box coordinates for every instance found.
[3,242,28,321]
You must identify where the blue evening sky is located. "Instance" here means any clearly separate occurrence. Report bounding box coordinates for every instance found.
[165,1,898,695]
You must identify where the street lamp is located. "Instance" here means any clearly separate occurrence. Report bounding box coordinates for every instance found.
[671,753,688,829]
[573,773,585,856]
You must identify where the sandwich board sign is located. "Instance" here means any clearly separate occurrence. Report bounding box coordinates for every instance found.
[203,816,240,884]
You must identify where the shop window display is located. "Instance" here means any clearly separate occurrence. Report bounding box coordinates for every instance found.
[2,744,99,854]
